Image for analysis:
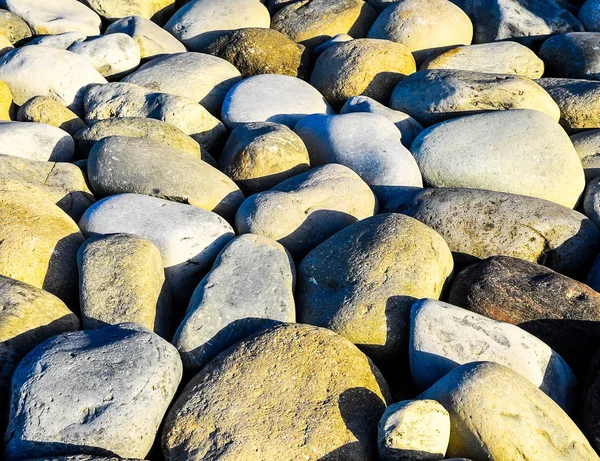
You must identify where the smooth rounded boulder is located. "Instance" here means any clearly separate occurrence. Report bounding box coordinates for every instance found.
[421,41,545,78]
[78,194,235,300]
[410,298,576,411]
[0,9,31,44]
[386,188,600,278]
[87,136,244,220]
[448,256,600,376]
[410,110,583,208]
[162,323,390,460]
[310,38,415,109]
[165,0,270,51]
[122,52,241,115]
[391,70,560,126]
[584,177,600,227]
[78,234,171,337]
[17,96,86,136]
[173,234,295,374]
[235,164,377,256]
[579,0,600,31]
[219,121,310,193]
[294,113,423,204]
[0,46,106,115]
[0,121,74,162]
[582,346,600,454]
[222,73,333,129]
[367,0,473,62]
[297,213,453,360]
[80,0,176,22]
[571,129,600,182]
[540,32,600,80]
[5,323,182,460]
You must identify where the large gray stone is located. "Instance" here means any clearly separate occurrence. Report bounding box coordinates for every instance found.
[222,73,333,129]
[0,121,74,162]
[579,0,600,30]
[294,112,422,205]
[235,163,377,256]
[297,213,453,360]
[571,129,600,182]
[583,175,600,227]
[540,32,600,81]
[410,299,576,411]
[5,323,182,460]
[173,234,295,374]
[386,187,600,278]
[78,193,235,300]
[27,31,86,49]
[122,52,241,115]
[410,110,584,208]
[87,136,244,220]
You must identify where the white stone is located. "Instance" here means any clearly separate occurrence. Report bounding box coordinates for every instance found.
[28,31,86,49]
[0,121,74,162]
[222,73,333,129]
[410,299,577,411]
[68,33,141,78]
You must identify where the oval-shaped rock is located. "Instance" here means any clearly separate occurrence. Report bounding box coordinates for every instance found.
[235,163,377,256]
[310,38,416,109]
[421,41,545,78]
[80,0,176,23]
[271,0,378,48]
[78,194,235,300]
[165,0,270,51]
[580,0,600,31]
[222,73,333,129]
[386,188,600,277]
[0,46,106,115]
[298,213,453,360]
[68,34,141,79]
[0,79,12,121]
[584,177,600,227]
[448,256,600,376]
[87,136,244,219]
[0,9,31,44]
[78,234,171,337]
[410,110,583,208]
[0,121,74,162]
[410,298,576,411]
[5,323,182,460]
[122,52,241,115]
[367,0,473,62]
[17,96,86,136]
[540,32,600,81]
[571,129,600,182]
[220,121,310,193]
[391,70,560,126]
[162,323,390,460]
[294,112,423,204]
[173,234,295,374]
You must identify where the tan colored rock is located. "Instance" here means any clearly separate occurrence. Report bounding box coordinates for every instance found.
[0,155,94,221]
[0,32,12,56]
[420,362,600,460]
[79,0,176,23]
[0,191,83,305]
[17,96,85,135]
[0,9,31,44]
[162,323,390,460]
[310,38,415,109]
[0,78,11,120]
[78,234,171,338]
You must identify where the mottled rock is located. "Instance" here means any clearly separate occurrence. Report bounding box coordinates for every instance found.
[173,234,295,373]
[378,400,450,461]
[122,52,242,115]
[105,15,186,61]
[0,9,31,44]
[419,362,599,460]
[0,191,84,304]
[0,0,101,35]
[387,188,600,277]
[235,164,377,256]
[271,0,378,48]
[391,70,560,125]
[448,256,600,375]
[68,34,141,79]
[579,0,600,30]
[298,213,453,360]
[78,234,171,337]
[367,0,473,62]
[540,32,600,80]
[571,129,600,182]
[294,113,422,204]
[5,323,182,460]
[220,121,310,193]
[310,38,415,109]
[204,28,309,79]
[79,0,176,23]
[17,96,86,135]
[0,46,106,115]
[411,110,582,208]
[79,193,235,300]
[162,323,390,460]
[421,41,545,78]
[165,0,270,51]
[410,298,576,410]
[0,155,94,220]
[83,82,225,151]
[222,73,333,129]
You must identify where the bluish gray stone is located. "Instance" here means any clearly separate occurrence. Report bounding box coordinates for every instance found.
[540,32,600,80]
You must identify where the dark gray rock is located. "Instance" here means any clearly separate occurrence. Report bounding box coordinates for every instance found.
[540,32,600,80]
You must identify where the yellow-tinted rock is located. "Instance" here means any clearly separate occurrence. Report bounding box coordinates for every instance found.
[0,9,32,44]
[162,323,390,460]
[0,191,84,305]
[0,79,12,120]
[80,0,176,23]
[0,33,12,56]
[17,96,85,135]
